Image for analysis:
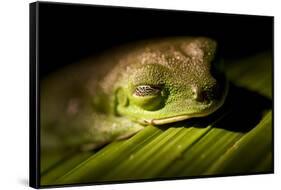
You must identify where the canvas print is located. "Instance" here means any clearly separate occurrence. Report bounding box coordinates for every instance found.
[29,2,273,188]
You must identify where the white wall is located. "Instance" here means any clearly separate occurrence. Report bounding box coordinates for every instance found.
[0,0,279,189]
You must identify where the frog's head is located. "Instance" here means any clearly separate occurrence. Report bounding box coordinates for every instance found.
[114,37,228,125]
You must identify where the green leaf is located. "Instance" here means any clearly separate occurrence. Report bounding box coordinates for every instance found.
[40,52,272,186]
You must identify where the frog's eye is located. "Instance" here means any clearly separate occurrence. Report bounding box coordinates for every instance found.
[131,85,165,111]
[133,85,161,97]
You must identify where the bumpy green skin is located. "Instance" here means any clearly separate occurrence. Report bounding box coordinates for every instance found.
[41,37,228,150]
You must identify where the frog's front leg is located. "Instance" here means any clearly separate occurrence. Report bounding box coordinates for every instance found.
[41,109,144,151]
[79,114,145,151]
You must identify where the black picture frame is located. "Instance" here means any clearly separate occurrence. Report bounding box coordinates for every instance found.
[30,1,274,188]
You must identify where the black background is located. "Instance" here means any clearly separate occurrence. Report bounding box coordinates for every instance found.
[38,2,273,77]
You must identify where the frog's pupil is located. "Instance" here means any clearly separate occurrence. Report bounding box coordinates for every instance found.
[134,85,160,96]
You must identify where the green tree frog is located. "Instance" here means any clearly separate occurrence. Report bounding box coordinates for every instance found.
[41,37,228,150]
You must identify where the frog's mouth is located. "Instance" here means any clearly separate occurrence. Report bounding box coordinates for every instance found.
[141,90,227,125]
[141,111,212,125]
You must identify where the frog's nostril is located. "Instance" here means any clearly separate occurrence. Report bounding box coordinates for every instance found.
[191,86,213,103]
[191,86,202,101]
[192,89,205,102]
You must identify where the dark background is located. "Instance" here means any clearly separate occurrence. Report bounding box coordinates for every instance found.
[38,2,273,78]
